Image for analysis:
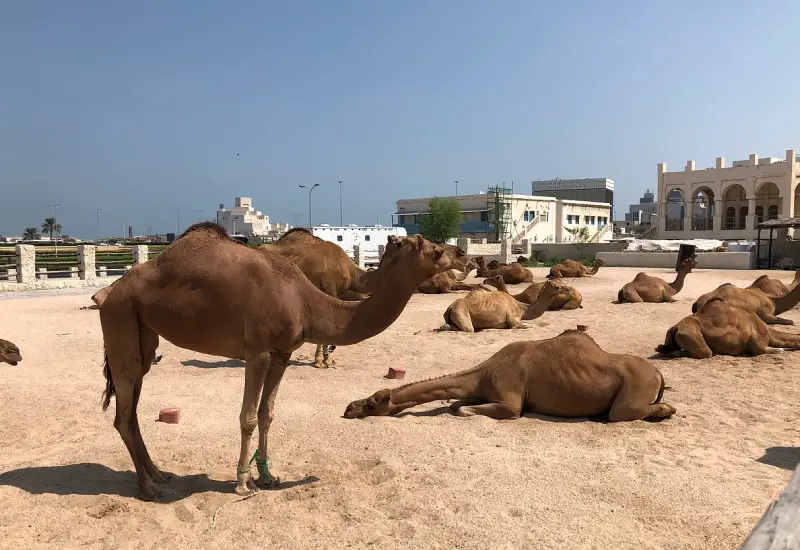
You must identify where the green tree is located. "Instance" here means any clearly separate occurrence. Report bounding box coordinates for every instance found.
[41,217,62,241]
[22,227,41,240]
[418,197,462,243]
[565,226,592,243]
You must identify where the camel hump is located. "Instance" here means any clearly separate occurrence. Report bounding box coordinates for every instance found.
[178,221,230,241]
[276,227,313,242]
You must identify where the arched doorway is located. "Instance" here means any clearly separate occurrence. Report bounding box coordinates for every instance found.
[755,182,781,221]
[722,184,747,229]
[692,188,715,231]
[665,188,685,231]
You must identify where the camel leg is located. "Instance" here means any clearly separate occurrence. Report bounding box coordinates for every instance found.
[131,326,168,484]
[323,345,337,367]
[673,329,713,359]
[313,345,327,369]
[235,352,270,496]
[447,304,475,333]
[449,397,484,413]
[453,402,521,420]
[608,373,677,422]
[762,314,794,326]
[253,351,290,489]
[618,288,642,303]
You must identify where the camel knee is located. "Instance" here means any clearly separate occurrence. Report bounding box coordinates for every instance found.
[239,411,258,435]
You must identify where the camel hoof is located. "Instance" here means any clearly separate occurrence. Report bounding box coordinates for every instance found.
[234,479,260,496]
[150,470,171,484]
[313,362,328,369]
[256,473,280,490]
[137,483,161,502]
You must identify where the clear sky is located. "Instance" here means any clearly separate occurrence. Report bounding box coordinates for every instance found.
[1,0,798,239]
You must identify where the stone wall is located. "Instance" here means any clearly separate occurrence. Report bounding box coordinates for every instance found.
[596,251,753,269]
[530,242,628,262]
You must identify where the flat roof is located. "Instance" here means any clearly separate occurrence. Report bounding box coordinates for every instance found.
[756,217,800,229]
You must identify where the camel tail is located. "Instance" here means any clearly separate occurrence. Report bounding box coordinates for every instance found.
[655,327,678,355]
[617,289,625,303]
[101,351,115,411]
[652,370,666,405]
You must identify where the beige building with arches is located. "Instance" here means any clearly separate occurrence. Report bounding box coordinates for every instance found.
[657,149,800,240]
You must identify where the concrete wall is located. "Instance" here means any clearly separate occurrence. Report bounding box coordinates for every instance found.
[596,251,754,270]
[530,242,627,262]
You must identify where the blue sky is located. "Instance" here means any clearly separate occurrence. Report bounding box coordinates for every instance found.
[1,0,798,238]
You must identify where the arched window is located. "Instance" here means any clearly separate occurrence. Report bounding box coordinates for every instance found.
[726,207,735,229]
[768,205,778,220]
[739,206,748,230]
[755,205,764,223]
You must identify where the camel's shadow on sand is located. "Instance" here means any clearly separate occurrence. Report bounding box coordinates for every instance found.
[757,446,800,470]
[0,463,318,503]
[181,358,318,369]
[395,406,670,423]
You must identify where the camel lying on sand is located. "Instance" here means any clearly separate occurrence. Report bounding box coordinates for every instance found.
[656,297,800,358]
[439,279,569,332]
[747,270,800,299]
[474,257,534,284]
[482,275,582,310]
[616,255,698,303]
[98,223,458,500]
[692,276,800,325]
[0,339,21,365]
[487,257,528,270]
[417,260,483,294]
[344,329,675,422]
[546,259,605,279]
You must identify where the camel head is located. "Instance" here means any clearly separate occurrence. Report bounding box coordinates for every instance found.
[679,254,698,272]
[540,279,571,298]
[482,275,504,289]
[343,389,392,418]
[381,234,458,278]
[0,339,22,366]
[592,259,606,269]
[487,260,501,270]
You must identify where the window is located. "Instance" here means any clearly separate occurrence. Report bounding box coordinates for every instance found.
[584,216,590,224]
[480,211,488,222]
[768,205,778,220]
[336,235,343,242]
[365,235,371,241]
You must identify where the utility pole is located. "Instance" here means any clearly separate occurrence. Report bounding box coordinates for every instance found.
[173,206,180,235]
[299,184,320,228]
[49,203,61,256]
[193,209,204,221]
[290,212,304,227]
[454,180,459,196]
[96,208,102,243]
[338,180,343,226]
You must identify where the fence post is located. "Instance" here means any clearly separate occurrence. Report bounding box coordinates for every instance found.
[457,237,471,252]
[501,239,512,263]
[378,244,385,259]
[353,245,365,269]
[15,244,35,284]
[78,245,96,283]
[37,267,48,280]
[70,267,79,279]
[133,245,148,265]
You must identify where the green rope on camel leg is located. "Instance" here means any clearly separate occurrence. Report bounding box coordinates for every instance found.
[255,456,273,483]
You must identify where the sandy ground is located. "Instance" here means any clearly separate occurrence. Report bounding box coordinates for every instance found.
[0,266,798,550]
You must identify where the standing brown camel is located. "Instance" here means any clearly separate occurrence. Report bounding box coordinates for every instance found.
[616,255,698,303]
[98,223,457,501]
[474,257,534,284]
[746,270,800,299]
[656,298,800,358]
[344,330,675,422]
[692,278,800,325]
[546,258,605,279]
[439,278,569,332]
[482,275,582,310]
[0,339,22,365]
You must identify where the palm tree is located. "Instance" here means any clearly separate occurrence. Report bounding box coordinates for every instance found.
[41,217,62,242]
[22,227,41,240]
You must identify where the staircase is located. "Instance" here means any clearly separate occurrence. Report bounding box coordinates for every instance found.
[512,215,543,243]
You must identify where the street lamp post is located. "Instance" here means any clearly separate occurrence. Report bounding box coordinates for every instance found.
[299,184,320,228]
[193,209,204,222]
[338,180,343,226]
[172,206,180,235]
[454,180,459,196]
[50,203,61,256]
[96,208,102,243]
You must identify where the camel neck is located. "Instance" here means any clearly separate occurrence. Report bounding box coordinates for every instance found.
[668,268,691,293]
[387,367,483,414]
[353,266,382,294]
[521,291,552,320]
[773,281,800,314]
[493,279,510,293]
[305,263,423,346]
[588,265,599,275]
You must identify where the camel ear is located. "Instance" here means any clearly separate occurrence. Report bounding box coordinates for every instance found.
[414,234,424,248]
[434,249,443,260]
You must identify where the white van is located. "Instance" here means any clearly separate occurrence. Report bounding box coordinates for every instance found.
[311,225,408,266]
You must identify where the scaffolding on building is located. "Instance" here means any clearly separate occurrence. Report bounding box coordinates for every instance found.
[487,184,513,241]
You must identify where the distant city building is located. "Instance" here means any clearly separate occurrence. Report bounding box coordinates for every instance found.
[216,197,292,237]
[532,178,614,211]
[625,189,657,224]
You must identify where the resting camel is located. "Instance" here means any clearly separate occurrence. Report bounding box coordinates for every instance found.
[692,276,800,325]
[98,223,458,500]
[0,339,22,365]
[616,255,698,303]
[344,329,675,422]
[417,260,483,294]
[656,298,800,359]
[482,275,583,310]
[474,256,534,284]
[746,270,800,299]
[439,278,569,332]
[486,257,528,270]
[546,258,605,279]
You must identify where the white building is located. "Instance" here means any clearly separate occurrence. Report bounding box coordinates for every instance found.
[394,190,613,244]
[216,197,291,237]
[625,189,657,224]
[657,149,800,240]
[532,177,615,210]
[312,224,408,264]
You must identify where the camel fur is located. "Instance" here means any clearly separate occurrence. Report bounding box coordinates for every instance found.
[692,276,800,325]
[482,275,583,310]
[474,256,534,284]
[97,223,458,501]
[656,297,800,359]
[439,279,569,332]
[0,339,21,365]
[344,330,676,422]
[616,254,698,303]
[746,270,800,299]
[546,258,605,279]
